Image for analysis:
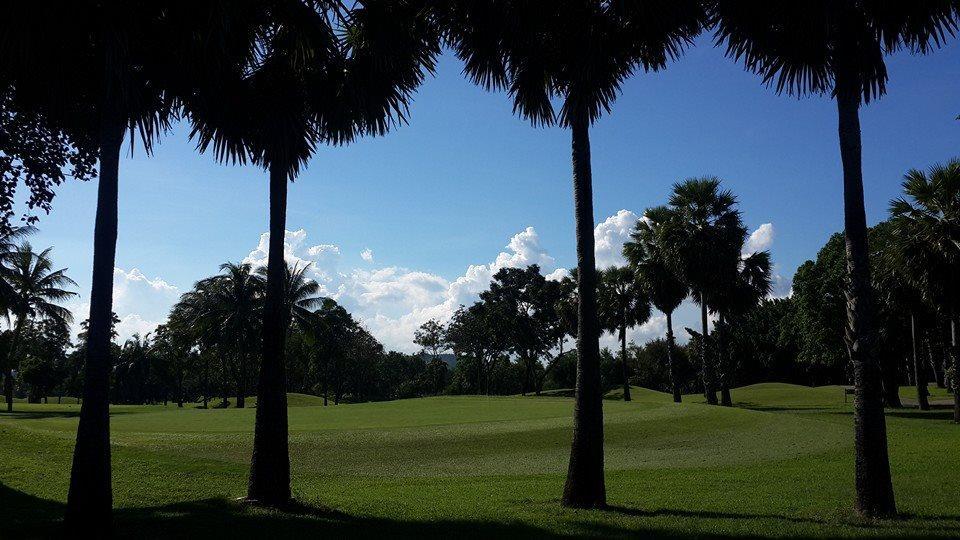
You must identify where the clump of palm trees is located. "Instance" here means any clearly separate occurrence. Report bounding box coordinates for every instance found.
[0,227,76,412]
[622,177,771,409]
[888,158,960,424]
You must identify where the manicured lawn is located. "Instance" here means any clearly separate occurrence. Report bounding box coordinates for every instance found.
[1,383,957,538]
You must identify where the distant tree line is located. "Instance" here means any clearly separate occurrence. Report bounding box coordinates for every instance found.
[8,164,960,414]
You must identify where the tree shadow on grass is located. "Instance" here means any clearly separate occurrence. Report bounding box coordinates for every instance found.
[887,404,953,420]
[604,505,960,537]
[733,403,840,414]
[0,484,688,540]
[0,409,138,420]
[5,482,959,539]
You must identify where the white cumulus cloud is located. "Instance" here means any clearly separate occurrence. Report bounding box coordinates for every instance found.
[360,248,374,262]
[744,223,774,255]
[593,209,639,269]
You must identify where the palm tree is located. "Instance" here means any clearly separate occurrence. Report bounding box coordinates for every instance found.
[446,0,705,508]
[713,251,772,406]
[668,177,744,405]
[598,266,651,402]
[301,297,354,406]
[624,206,689,403]
[187,2,437,506]
[875,222,932,410]
[0,225,36,314]
[711,2,959,517]
[889,159,960,423]
[257,262,324,332]
[198,262,265,408]
[1,4,268,529]
[2,243,76,412]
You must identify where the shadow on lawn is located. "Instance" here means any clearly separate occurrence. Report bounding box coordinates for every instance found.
[605,505,960,537]
[4,483,959,539]
[0,410,143,421]
[0,484,687,540]
[733,403,840,414]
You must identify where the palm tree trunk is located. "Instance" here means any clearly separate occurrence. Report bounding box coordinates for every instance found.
[236,349,246,409]
[247,160,291,506]
[700,299,717,405]
[561,115,605,509]
[930,341,945,388]
[718,313,732,407]
[620,323,631,402]
[835,63,896,517]
[202,355,209,408]
[4,319,23,412]
[65,91,124,533]
[911,313,929,411]
[322,356,329,406]
[880,346,903,409]
[666,311,681,403]
[951,312,960,424]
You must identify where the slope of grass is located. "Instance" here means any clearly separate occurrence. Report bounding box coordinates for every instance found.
[1,384,957,538]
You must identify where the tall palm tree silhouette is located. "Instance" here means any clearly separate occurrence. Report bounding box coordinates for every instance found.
[190,262,265,408]
[597,266,651,402]
[2,242,76,412]
[624,206,689,403]
[187,1,437,505]
[668,177,744,405]
[2,3,267,530]
[712,1,959,517]
[445,0,705,508]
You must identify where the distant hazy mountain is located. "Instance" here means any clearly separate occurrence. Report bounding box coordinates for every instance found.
[419,352,457,369]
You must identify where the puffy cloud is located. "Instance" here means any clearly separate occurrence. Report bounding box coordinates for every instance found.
[66,267,181,343]
[244,229,342,289]
[544,268,571,281]
[594,209,640,269]
[337,227,561,352]
[493,227,555,270]
[744,223,774,255]
[67,210,784,354]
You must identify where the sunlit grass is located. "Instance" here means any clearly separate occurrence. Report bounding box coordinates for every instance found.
[1,383,957,538]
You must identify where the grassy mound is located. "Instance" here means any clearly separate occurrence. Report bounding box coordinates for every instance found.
[0,384,957,538]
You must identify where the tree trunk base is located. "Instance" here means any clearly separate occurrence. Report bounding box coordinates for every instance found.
[720,387,732,407]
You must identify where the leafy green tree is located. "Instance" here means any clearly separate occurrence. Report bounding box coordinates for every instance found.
[446,0,706,506]
[712,1,959,517]
[151,322,194,408]
[482,266,554,395]
[624,206,689,402]
[18,319,71,403]
[791,235,849,384]
[597,266,651,402]
[0,87,97,233]
[2,242,76,411]
[414,319,448,363]
[446,302,510,395]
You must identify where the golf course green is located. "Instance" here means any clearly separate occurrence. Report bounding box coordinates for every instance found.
[1,383,956,538]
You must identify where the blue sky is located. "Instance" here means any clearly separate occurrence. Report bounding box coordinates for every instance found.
[26,36,960,352]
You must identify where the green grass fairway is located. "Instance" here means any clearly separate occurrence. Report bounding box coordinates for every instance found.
[1,384,957,538]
